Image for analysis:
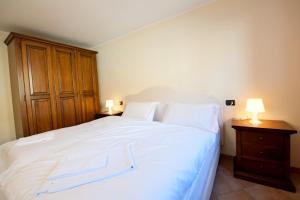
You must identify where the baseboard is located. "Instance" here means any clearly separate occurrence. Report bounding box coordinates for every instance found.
[220,153,234,158]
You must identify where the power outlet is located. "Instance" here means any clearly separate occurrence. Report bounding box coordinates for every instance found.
[225,100,235,106]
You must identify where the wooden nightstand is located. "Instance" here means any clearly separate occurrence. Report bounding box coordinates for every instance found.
[232,119,297,192]
[95,111,123,119]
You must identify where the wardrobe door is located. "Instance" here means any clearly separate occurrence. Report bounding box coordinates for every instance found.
[76,50,100,122]
[52,46,81,128]
[21,40,57,135]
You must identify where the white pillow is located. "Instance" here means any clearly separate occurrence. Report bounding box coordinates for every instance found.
[122,102,158,121]
[161,103,219,132]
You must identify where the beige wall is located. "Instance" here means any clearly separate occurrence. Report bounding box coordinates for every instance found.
[94,0,300,167]
[0,31,16,144]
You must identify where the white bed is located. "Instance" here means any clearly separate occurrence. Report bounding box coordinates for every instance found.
[0,87,222,200]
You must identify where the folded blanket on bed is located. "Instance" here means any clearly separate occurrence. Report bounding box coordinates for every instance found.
[48,154,108,180]
[37,144,136,195]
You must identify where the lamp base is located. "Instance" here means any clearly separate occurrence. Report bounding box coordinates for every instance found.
[249,119,262,125]
[249,112,262,125]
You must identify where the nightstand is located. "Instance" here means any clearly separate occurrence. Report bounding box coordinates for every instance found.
[232,119,297,192]
[95,111,123,119]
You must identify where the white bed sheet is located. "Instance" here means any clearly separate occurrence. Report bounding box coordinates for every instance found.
[184,135,220,200]
[0,116,219,200]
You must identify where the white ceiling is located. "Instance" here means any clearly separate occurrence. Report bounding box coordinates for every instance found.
[0,0,212,47]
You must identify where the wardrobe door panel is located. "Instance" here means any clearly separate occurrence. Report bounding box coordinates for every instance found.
[57,52,74,93]
[77,51,100,123]
[80,55,94,92]
[60,97,77,127]
[21,40,57,135]
[82,95,96,122]
[53,47,81,127]
[27,44,50,95]
[31,99,53,133]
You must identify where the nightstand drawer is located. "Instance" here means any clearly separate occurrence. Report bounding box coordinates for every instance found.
[242,143,283,161]
[241,131,283,147]
[241,158,284,178]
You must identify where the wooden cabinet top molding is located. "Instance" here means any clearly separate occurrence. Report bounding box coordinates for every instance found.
[4,32,97,54]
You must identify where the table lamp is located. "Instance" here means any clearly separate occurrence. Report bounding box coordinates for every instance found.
[105,100,114,114]
[246,98,265,125]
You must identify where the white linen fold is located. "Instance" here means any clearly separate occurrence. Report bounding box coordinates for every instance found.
[15,133,55,146]
[48,154,108,180]
[37,144,136,195]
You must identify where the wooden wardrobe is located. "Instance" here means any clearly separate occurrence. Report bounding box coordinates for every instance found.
[5,33,100,138]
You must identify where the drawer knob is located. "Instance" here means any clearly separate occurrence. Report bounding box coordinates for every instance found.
[259,151,264,155]
[258,136,264,140]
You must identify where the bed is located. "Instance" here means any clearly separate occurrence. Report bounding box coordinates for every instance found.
[0,87,222,200]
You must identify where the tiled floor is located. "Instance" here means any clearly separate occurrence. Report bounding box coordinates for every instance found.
[211,155,300,200]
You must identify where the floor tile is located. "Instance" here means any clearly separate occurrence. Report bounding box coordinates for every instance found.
[213,155,300,200]
[212,171,244,195]
[235,176,257,188]
[218,156,233,176]
[217,191,254,200]
[244,184,293,200]
[209,192,216,200]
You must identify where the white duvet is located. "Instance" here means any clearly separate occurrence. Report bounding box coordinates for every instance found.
[0,116,218,200]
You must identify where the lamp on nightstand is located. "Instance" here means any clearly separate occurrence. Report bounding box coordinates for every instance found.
[105,100,114,114]
[246,98,265,125]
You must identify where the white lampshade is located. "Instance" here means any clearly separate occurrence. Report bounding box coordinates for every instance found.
[246,98,265,113]
[105,100,114,108]
[246,98,265,125]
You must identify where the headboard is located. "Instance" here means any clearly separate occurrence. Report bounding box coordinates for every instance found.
[124,87,224,140]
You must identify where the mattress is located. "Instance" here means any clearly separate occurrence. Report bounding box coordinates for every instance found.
[0,116,219,200]
[184,135,220,200]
